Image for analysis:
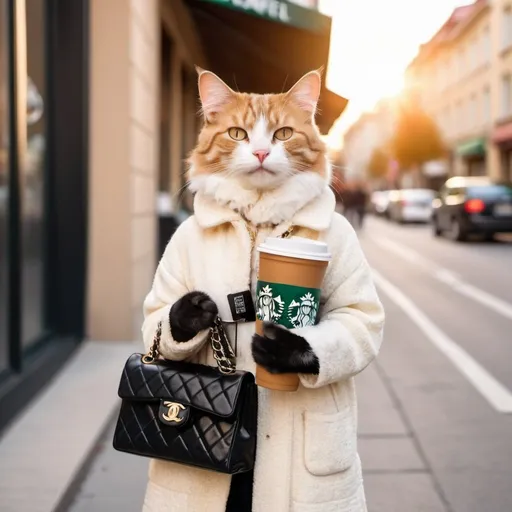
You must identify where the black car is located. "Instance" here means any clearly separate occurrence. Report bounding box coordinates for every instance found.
[432,177,512,241]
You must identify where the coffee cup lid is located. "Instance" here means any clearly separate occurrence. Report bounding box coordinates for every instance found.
[257,236,331,262]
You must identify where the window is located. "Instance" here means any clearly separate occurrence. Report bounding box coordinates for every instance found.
[471,94,479,128]
[0,0,9,370]
[483,86,490,125]
[0,0,88,428]
[469,38,477,72]
[22,0,49,348]
[458,48,465,81]
[502,74,512,117]
[483,27,491,63]
[503,7,512,49]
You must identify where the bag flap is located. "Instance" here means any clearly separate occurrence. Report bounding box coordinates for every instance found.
[118,353,254,419]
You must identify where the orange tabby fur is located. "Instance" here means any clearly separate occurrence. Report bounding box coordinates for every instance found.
[188,71,329,184]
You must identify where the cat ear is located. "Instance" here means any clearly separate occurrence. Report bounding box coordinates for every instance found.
[197,68,235,120]
[287,69,322,114]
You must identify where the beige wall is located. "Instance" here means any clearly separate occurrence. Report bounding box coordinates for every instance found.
[88,0,207,341]
[88,0,159,341]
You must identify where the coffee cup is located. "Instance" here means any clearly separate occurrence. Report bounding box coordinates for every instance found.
[255,237,331,391]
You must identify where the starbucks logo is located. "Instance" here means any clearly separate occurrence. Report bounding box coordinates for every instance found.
[256,281,321,329]
[256,285,285,322]
[288,292,318,328]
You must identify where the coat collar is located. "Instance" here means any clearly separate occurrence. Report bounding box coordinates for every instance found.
[192,173,335,231]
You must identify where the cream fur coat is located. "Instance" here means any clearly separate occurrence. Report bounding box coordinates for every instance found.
[141,177,385,512]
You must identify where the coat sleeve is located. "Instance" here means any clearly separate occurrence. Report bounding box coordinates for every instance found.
[296,215,385,388]
[141,219,210,361]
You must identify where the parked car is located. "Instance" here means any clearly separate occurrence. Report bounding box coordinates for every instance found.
[432,176,512,241]
[388,188,435,223]
[370,190,391,216]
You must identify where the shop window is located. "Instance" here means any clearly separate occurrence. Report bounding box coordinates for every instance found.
[22,0,48,348]
[0,0,88,431]
[0,0,9,370]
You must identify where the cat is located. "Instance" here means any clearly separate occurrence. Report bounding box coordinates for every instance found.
[168,68,329,375]
[187,67,331,226]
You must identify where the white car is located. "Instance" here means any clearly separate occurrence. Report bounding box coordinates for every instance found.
[389,189,435,223]
[370,190,392,216]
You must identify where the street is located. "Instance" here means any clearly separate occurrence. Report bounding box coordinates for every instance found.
[67,216,512,512]
[359,215,512,512]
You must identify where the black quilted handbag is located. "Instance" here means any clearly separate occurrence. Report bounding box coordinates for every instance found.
[113,318,257,474]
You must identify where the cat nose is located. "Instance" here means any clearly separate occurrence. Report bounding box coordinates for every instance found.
[253,150,269,163]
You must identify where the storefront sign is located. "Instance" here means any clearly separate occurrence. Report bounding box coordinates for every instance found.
[232,0,290,23]
[201,0,329,33]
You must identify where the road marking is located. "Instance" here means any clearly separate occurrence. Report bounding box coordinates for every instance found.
[373,269,512,414]
[373,237,512,322]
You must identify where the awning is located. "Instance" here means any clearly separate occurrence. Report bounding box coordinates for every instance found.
[456,138,486,157]
[492,122,512,146]
[185,0,348,134]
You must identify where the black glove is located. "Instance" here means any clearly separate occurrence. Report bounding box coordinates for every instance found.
[169,291,218,342]
[251,322,320,374]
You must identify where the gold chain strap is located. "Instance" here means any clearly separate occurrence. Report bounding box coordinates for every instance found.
[142,224,295,369]
[142,317,237,374]
[210,317,237,375]
[142,322,162,364]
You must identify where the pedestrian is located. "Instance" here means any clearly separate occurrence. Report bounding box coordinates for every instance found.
[140,69,385,511]
[339,182,353,219]
[351,183,368,230]
[340,182,361,229]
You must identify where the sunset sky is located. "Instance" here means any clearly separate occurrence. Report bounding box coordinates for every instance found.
[318,0,469,147]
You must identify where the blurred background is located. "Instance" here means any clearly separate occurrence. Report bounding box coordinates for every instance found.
[0,0,511,511]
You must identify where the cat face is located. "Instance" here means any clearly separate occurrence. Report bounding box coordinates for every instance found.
[189,69,329,191]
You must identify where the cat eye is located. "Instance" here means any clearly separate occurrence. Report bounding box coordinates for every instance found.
[228,127,248,141]
[273,127,293,141]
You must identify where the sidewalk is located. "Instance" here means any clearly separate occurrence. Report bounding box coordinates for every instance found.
[65,363,448,512]
[357,363,447,512]
[0,340,448,512]
[0,340,138,512]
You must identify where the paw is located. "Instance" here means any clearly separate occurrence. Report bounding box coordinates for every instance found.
[170,291,218,342]
[251,322,319,374]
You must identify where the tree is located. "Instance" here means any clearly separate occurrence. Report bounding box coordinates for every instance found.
[390,102,445,169]
[368,147,388,178]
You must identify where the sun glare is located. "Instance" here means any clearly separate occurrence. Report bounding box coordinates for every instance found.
[319,0,467,149]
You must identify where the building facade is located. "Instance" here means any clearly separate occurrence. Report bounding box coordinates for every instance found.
[0,0,346,430]
[405,0,512,182]
[405,1,492,178]
[406,0,512,180]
